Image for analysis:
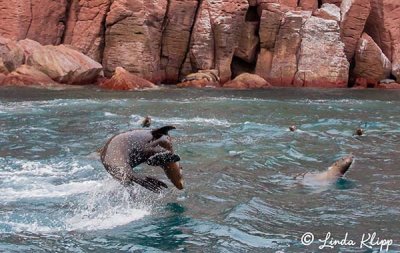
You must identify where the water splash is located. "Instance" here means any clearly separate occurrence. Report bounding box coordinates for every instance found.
[65,180,156,231]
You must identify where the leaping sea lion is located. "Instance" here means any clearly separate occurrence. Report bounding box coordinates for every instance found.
[296,155,354,185]
[100,125,184,193]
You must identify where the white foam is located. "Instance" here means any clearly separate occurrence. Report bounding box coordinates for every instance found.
[1,220,57,234]
[104,112,119,117]
[153,116,231,127]
[0,159,102,202]
[0,160,94,181]
[65,208,149,231]
[130,114,147,126]
[1,179,154,233]
[0,180,104,201]
[65,180,153,231]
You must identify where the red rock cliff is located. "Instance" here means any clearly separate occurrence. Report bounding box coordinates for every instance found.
[1,0,399,87]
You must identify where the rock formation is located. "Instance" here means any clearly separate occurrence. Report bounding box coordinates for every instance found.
[294,17,349,87]
[100,66,157,90]
[353,33,391,85]
[160,0,199,83]
[313,3,341,22]
[322,0,342,6]
[1,65,59,87]
[365,0,400,82]
[0,36,103,86]
[340,0,371,61]
[0,0,399,88]
[223,73,271,89]
[102,0,167,83]
[0,37,25,74]
[185,0,249,83]
[63,0,111,62]
[26,43,103,84]
[0,0,68,45]
[268,11,305,86]
[177,70,220,88]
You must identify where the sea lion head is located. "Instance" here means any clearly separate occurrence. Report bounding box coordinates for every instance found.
[330,154,354,176]
[151,126,184,190]
[141,116,152,128]
[355,128,363,136]
[163,161,184,190]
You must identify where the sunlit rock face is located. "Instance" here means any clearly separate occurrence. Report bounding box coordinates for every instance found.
[0,0,399,87]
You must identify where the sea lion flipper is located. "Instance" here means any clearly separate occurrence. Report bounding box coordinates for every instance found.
[151,125,176,139]
[132,176,168,193]
[146,152,180,166]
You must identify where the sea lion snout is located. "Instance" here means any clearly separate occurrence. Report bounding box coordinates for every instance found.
[163,162,184,190]
[333,154,354,175]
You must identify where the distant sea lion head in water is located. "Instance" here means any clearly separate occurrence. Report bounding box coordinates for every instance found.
[100,125,184,193]
[141,116,151,128]
[355,128,364,136]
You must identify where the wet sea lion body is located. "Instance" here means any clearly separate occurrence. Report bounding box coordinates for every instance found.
[100,126,184,193]
[297,155,354,185]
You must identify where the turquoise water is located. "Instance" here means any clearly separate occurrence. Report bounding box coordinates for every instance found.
[0,87,399,252]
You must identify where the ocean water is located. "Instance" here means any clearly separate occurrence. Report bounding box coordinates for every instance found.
[0,86,399,252]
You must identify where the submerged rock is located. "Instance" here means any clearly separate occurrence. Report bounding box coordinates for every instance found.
[99,67,157,90]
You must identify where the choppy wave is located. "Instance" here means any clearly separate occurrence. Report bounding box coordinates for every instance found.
[151,116,232,127]
[0,158,156,233]
[65,181,154,231]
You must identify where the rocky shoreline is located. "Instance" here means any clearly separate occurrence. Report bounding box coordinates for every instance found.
[1,0,400,90]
